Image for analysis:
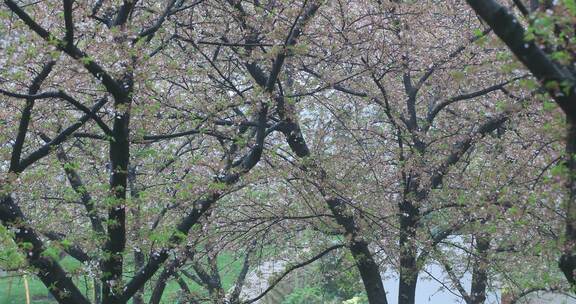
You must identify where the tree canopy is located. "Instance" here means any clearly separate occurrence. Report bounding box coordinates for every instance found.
[1,1,575,304]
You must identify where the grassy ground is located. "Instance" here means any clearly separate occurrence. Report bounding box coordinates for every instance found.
[0,253,242,304]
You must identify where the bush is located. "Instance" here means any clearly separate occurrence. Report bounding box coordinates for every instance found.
[282,286,324,304]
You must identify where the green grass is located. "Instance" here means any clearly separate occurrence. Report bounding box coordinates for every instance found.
[0,274,58,304]
[143,251,244,303]
[0,257,84,304]
[0,252,243,304]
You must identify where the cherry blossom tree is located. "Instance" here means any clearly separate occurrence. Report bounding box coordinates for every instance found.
[1,1,574,304]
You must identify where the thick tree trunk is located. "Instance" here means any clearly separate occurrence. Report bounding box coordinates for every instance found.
[560,117,576,288]
[95,279,102,304]
[129,168,145,304]
[102,89,131,304]
[398,248,417,304]
[398,200,419,304]
[133,249,145,304]
[470,234,490,304]
[326,198,388,304]
[349,241,389,304]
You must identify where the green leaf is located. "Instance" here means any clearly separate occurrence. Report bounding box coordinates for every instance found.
[550,163,568,177]
[42,246,61,260]
[551,51,571,64]
[544,80,559,91]
[63,161,79,171]
[450,71,465,81]
[564,0,576,16]
[20,241,34,250]
[209,181,227,191]
[60,239,72,250]
[542,100,556,112]
[473,28,483,38]
[495,100,507,111]
[80,56,93,65]
[561,80,574,96]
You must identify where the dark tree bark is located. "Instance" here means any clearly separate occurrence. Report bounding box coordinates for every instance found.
[327,198,388,304]
[560,117,576,287]
[128,168,145,304]
[470,234,490,304]
[398,200,419,304]
[2,1,271,303]
[9,61,55,171]
[119,105,268,302]
[149,257,187,304]
[55,146,105,235]
[101,78,132,304]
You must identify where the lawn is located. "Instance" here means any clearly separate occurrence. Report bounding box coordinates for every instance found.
[0,252,243,304]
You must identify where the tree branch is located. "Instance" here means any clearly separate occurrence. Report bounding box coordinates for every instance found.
[242,244,345,304]
[63,0,74,48]
[0,196,91,304]
[4,0,127,101]
[428,112,510,190]
[265,1,321,93]
[466,0,576,120]
[136,0,178,43]
[9,60,56,172]
[230,240,257,302]
[113,0,136,27]
[0,89,113,136]
[42,231,91,263]
[427,75,527,125]
[17,97,109,172]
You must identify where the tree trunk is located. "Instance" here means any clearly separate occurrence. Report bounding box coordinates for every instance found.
[464,0,576,288]
[129,168,145,304]
[326,198,388,304]
[560,117,576,288]
[349,240,389,304]
[95,279,102,304]
[149,267,173,304]
[470,234,490,304]
[133,249,145,304]
[102,80,132,304]
[0,196,91,304]
[398,200,419,304]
